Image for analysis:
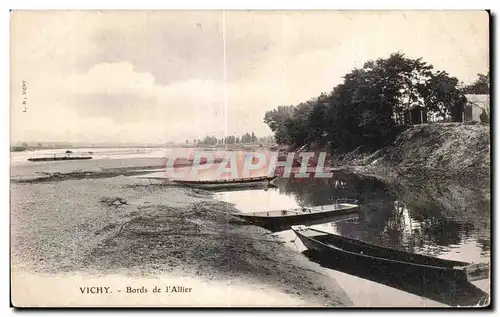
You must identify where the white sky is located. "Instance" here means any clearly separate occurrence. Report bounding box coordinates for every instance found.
[10,10,489,143]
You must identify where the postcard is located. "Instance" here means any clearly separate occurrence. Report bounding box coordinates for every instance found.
[10,10,490,307]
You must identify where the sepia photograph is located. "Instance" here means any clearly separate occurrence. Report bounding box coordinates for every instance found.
[9,10,490,307]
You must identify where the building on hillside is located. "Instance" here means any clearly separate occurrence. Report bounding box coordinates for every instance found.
[464,94,490,122]
[404,105,428,125]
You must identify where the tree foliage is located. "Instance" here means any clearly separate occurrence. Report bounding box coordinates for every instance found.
[197,131,261,145]
[462,73,490,94]
[264,52,466,151]
[263,105,295,144]
[422,71,466,122]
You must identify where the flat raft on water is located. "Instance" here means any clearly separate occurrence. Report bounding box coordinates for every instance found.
[27,156,93,162]
[292,225,490,283]
[232,199,360,231]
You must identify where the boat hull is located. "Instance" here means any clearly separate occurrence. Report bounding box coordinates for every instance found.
[234,205,359,232]
[293,227,487,284]
[173,176,277,190]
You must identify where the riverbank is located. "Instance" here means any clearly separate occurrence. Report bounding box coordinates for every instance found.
[10,160,351,307]
[331,123,490,185]
[330,123,490,227]
[10,123,491,307]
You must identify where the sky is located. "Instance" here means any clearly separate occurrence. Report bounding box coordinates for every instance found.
[10,10,489,144]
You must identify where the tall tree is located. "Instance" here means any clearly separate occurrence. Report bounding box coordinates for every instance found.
[422,71,466,121]
[263,105,295,144]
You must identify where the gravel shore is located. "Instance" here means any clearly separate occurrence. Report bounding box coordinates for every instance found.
[10,159,352,307]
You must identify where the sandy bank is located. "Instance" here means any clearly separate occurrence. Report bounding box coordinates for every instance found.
[10,161,352,307]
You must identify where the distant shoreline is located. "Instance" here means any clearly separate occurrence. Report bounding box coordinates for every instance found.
[11,143,276,152]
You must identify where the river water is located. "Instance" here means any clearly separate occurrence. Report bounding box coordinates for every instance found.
[10,147,169,166]
[12,148,490,306]
[215,174,491,307]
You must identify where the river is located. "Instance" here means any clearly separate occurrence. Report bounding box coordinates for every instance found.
[11,148,491,306]
[214,174,491,307]
[10,147,170,166]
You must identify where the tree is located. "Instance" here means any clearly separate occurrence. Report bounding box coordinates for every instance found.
[283,102,313,146]
[201,136,218,145]
[224,135,236,144]
[462,73,489,94]
[326,53,463,148]
[382,54,433,123]
[263,105,295,144]
[422,71,465,122]
[241,133,252,143]
[264,52,466,152]
[307,99,328,144]
[324,57,401,150]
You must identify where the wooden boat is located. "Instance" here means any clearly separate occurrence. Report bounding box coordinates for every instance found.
[173,175,277,190]
[232,199,360,232]
[292,225,490,283]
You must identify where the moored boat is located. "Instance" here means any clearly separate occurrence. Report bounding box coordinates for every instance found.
[173,175,277,190]
[291,225,490,283]
[232,199,359,231]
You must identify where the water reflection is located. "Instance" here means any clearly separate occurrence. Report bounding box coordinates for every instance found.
[217,172,490,264]
[301,249,489,307]
[215,172,490,306]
